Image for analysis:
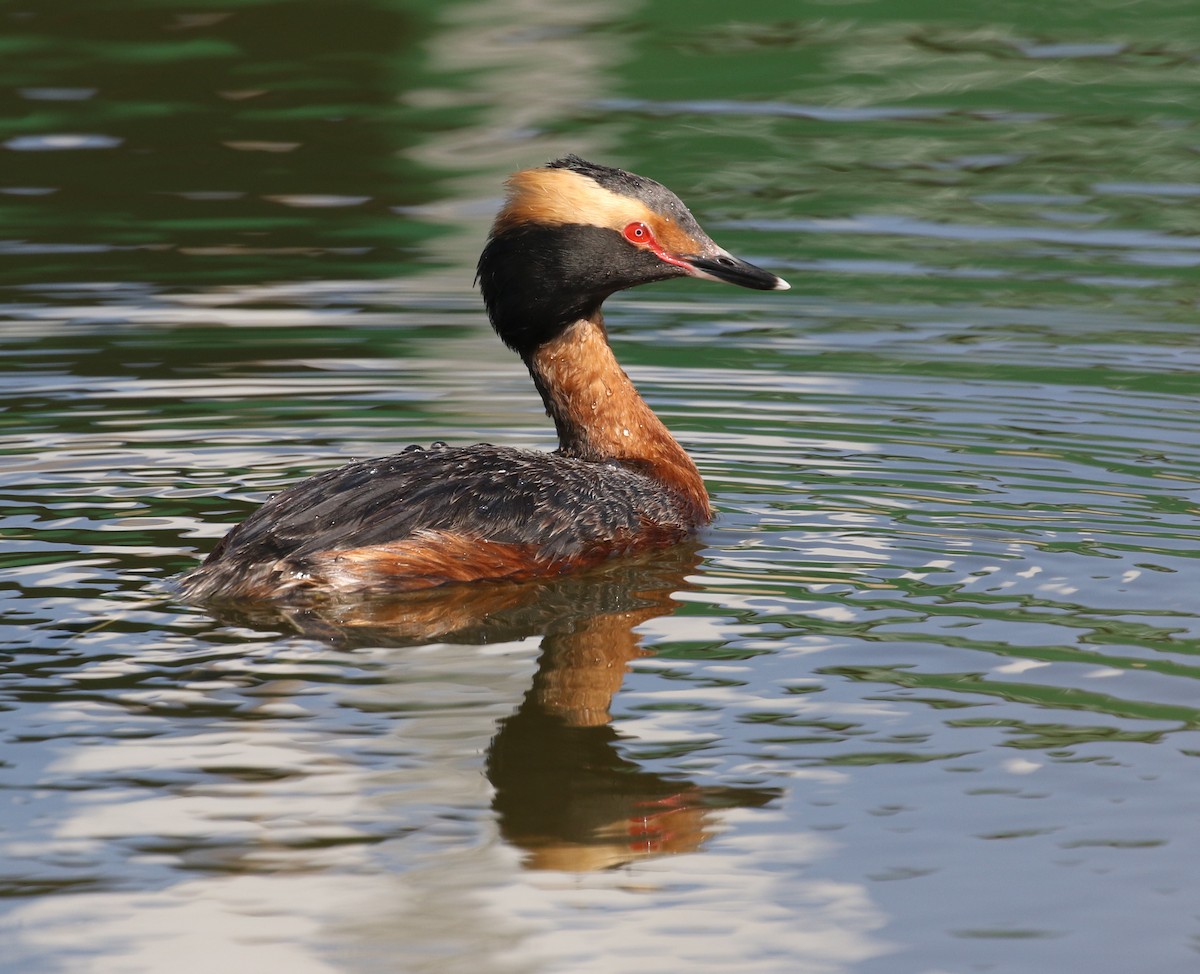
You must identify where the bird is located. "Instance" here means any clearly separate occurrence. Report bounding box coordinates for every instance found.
[178,155,789,602]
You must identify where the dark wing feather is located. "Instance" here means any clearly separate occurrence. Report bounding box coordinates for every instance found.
[184,445,693,598]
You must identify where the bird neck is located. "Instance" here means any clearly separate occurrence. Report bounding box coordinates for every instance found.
[524,315,712,524]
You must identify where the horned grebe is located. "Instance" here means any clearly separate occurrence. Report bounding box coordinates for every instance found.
[179,155,788,601]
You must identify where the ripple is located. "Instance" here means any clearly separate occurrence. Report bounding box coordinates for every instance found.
[4,134,123,151]
[17,88,98,101]
[594,96,963,122]
[728,214,1200,251]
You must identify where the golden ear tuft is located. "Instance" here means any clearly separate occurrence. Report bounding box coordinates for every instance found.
[492,167,656,236]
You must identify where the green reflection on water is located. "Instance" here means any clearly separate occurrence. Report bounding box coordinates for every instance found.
[1,0,442,285]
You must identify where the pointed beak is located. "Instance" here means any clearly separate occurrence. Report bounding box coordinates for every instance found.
[680,249,790,291]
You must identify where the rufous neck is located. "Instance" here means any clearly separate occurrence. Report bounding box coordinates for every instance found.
[525,316,711,523]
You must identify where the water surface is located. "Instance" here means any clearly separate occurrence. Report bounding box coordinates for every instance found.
[3,1,1200,972]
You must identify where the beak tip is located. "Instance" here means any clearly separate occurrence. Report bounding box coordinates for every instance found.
[773,276,791,291]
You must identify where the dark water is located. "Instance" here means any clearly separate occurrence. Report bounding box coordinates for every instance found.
[3,1,1200,972]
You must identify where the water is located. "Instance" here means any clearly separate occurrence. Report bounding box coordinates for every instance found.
[3,1,1200,971]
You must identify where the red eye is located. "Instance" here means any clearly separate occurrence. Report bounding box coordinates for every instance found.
[623,222,652,245]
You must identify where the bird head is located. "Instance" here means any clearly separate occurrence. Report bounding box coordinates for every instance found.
[477,155,789,356]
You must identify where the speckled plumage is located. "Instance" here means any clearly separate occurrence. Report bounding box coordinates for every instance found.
[179,444,702,600]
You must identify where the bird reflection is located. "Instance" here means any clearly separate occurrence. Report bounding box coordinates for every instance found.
[489,635,778,871]
[197,543,778,871]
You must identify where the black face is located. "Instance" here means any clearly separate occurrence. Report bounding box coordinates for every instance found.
[477,223,685,357]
